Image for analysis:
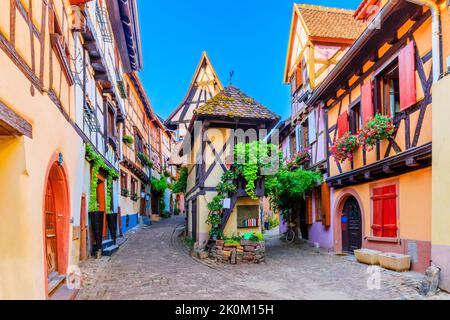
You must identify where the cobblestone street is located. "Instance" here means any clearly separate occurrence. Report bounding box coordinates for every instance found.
[77,216,450,300]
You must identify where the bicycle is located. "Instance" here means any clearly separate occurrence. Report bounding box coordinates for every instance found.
[285,222,302,244]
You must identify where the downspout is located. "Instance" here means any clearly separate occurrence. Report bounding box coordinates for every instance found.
[406,0,441,83]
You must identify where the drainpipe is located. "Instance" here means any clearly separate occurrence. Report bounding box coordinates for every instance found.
[406,0,441,83]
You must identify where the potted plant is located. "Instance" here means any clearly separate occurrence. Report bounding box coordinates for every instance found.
[206,213,222,229]
[357,113,396,151]
[131,192,139,202]
[121,188,130,197]
[209,228,224,241]
[138,152,153,168]
[329,132,359,163]
[122,135,134,146]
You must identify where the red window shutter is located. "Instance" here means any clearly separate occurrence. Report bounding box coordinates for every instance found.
[306,194,313,225]
[361,80,374,124]
[399,41,416,110]
[372,185,398,238]
[337,111,349,138]
[372,187,383,237]
[382,185,397,237]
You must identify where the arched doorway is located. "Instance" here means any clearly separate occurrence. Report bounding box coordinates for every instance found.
[44,161,70,279]
[341,196,362,253]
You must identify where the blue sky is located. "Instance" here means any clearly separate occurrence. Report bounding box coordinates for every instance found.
[137,0,362,121]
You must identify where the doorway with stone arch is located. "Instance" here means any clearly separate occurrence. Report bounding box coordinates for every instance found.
[333,189,365,253]
[43,157,70,288]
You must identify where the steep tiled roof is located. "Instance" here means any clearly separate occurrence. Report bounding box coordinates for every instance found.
[194,85,280,122]
[296,4,366,40]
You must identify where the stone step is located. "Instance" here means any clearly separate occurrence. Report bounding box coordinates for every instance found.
[48,273,66,295]
[102,239,114,250]
[49,284,79,300]
[102,245,119,256]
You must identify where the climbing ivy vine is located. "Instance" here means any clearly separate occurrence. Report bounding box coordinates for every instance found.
[85,144,119,213]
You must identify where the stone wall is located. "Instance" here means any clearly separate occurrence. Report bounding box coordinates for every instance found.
[210,240,266,264]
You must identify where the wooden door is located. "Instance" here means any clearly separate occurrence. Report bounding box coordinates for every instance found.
[342,196,362,253]
[80,194,88,261]
[191,199,198,242]
[45,183,58,275]
[97,176,107,239]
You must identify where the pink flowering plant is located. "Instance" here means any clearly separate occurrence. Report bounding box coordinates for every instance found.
[358,113,396,151]
[286,148,311,169]
[329,132,359,163]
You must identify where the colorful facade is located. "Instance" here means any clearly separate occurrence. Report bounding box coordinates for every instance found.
[0,0,173,299]
[307,0,448,273]
[181,85,279,246]
[283,4,365,249]
[0,0,84,299]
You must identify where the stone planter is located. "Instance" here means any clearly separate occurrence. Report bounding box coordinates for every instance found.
[354,249,382,265]
[89,211,104,257]
[210,239,265,264]
[378,253,411,272]
[106,213,118,245]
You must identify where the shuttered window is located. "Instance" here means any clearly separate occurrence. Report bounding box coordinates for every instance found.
[361,80,374,124]
[308,110,317,144]
[399,41,416,111]
[306,194,313,225]
[371,185,398,238]
[321,182,331,227]
[337,111,349,138]
[296,66,302,91]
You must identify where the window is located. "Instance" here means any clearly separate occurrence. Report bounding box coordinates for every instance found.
[308,111,317,144]
[50,11,74,85]
[381,61,400,116]
[374,41,417,115]
[350,101,362,134]
[120,171,128,195]
[371,184,398,238]
[108,109,115,137]
[135,132,143,154]
[131,178,138,197]
[237,205,260,228]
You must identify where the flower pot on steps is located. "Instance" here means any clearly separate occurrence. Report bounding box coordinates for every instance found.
[106,213,118,245]
[89,211,104,257]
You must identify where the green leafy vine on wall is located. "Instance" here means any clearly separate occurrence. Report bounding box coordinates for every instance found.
[85,144,119,213]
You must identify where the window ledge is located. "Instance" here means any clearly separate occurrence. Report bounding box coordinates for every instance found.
[366,236,401,244]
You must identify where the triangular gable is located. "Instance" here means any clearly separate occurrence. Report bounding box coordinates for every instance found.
[284,5,311,83]
[165,52,223,136]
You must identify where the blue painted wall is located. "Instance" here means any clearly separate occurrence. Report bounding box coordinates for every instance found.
[121,213,139,234]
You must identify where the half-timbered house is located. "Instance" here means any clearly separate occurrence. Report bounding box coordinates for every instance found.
[119,73,153,232]
[181,85,279,246]
[0,0,86,299]
[165,52,223,142]
[283,4,366,249]
[73,0,143,258]
[308,0,449,273]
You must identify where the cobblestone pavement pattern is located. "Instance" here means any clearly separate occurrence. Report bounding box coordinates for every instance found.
[77,216,450,300]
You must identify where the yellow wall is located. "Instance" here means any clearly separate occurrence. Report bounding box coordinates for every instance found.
[432,74,450,246]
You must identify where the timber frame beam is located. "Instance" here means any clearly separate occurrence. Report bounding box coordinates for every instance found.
[0,100,32,138]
